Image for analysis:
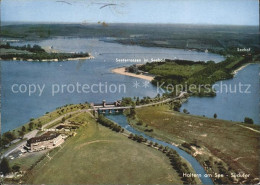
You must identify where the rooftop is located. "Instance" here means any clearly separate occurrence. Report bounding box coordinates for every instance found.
[27,132,60,144]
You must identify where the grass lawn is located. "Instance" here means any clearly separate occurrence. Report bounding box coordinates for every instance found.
[132,105,260,183]
[25,112,184,184]
[10,151,47,171]
[145,62,205,77]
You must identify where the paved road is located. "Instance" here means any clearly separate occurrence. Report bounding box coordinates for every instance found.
[41,110,85,129]
[1,130,38,159]
[96,92,187,110]
[1,109,88,159]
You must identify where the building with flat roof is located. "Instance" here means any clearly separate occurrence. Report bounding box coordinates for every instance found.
[26,132,64,152]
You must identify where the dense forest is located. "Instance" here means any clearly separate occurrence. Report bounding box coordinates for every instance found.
[138,55,254,96]
[0,43,90,61]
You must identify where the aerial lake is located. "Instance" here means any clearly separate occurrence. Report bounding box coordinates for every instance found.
[181,63,259,124]
[1,37,258,133]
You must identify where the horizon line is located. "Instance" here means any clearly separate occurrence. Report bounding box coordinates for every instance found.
[1,21,259,27]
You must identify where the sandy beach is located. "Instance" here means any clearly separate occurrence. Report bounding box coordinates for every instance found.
[66,55,94,61]
[112,67,154,81]
[232,63,252,75]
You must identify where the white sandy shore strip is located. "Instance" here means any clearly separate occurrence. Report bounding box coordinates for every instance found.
[112,67,154,81]
[7,55,94,62]
[232,63,252,75]
[66,55,94,61]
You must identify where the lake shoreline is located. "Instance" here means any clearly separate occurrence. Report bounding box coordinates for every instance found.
[0,54,94,62]
[232,63,253,76]
[111,67,154,81]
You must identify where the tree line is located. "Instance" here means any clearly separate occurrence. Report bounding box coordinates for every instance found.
[1,43,45,53]
[0,43,90,61]
[97,115,124,132]
[128,134,196,184]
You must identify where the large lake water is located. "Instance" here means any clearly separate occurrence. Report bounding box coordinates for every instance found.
[181,64,259,124]
[1,37,258,133]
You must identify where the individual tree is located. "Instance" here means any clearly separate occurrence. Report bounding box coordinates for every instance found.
[38,123,42,128]
[22,126,26,132]
[12,164,20,172]
[0,158,11,175]
[29,122,34,130]
[214,113,217,119]
[61,117,66,123]
[163,146,169,153]
[18,131,24,137]
[3,132,16,143]
[244,117,254,124]
[183,109,188,114]
[0,137,10,147]
[136,120,143,126]
[129,108,136,118]
[121,97,134,106]
[26,44,31,49]
[128,133,133,139]
[136,97,140,105]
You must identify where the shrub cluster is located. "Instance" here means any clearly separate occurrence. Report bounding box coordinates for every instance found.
[166,149,196,184]
[128,135,196,184]
[128,134,147,143]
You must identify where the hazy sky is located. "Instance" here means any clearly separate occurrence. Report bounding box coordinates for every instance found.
[1,0,259,25]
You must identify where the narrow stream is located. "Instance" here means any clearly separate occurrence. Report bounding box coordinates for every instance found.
[106,113,214,185]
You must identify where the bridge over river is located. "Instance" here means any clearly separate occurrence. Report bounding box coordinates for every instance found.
[91,91,188,114]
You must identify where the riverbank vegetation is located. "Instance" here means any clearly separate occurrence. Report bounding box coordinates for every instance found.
[127,105,260,184]
[0,43,90,61]
[97,112,198,184]
[127,133,197,184]
[97,115,124,132]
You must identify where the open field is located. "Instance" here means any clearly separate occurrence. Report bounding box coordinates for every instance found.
[140,61,206,78]
[10,151,47,171]
[25,112,184,184]
[130,105,260,183]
